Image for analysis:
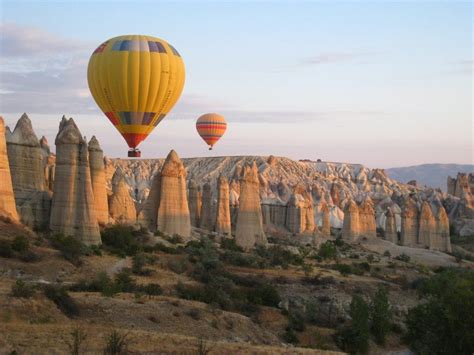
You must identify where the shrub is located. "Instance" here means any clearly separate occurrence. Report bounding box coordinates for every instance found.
[18,250,40,262]
[114,269,136,293]
[334,263,352,276]
[220,238,243,252]
[395,253,410,263]
[102,330,130,355]
[166,234,183,244]
[405,268,474,354]
[49,234,86,265]
[139,283,163,296]
[44,285,79,317]
[335,295,370,354]
[101,225,141,256]
[64,328,87,355]
[254,245,304,268]
[247,282,280,307]
[318,241,337,260]
[288,309,306,332]
[383,250,391,257]
[11,235,29,253]
[0,239,13,257]
[366,254,375,263]
[167,258,188,274]
[11,280,34,298]
[370,286,392,345]
[131,253,152,276]
[221,250,263,268]
[283,327,298,344]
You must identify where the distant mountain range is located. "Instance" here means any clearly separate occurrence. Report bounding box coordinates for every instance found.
[386,164,474,191]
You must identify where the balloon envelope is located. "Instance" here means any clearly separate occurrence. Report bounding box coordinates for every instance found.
[87,35,185,149]
[196,113,227,149]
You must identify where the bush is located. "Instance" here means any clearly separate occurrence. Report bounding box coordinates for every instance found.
[318,241,337,260]
[335,295,370,354]
[18,250,40,262]
[44,285,79,317]
[405,268,474,354]
[247,282,280,307]
[166,234,183,244]
[131,253,152,276]
[49,234,87,265]
[383,250,391,257]
[103,330,130,355]
[139,283,163,296]
[114,269,136,293]
[395,253,410,263]
[0,239,13,257]
[283,327,298,344]
[370,286,391,345]
[167,258,188,274]
[64,328,87,355]
[288,310,306,332]
[220,238,244,252]
[101,225,141,256]
[334,263,352,276]
[11,235,29,253]
[254,245,304,268]
[11,280,34,298]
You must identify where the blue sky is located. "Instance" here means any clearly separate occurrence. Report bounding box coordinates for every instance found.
[0,0,472,167]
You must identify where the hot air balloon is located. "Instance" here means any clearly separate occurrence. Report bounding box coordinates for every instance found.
[196,113,227,150]
[87,35,185,157]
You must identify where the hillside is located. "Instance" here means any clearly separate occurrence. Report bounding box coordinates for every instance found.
[386,164,474,191]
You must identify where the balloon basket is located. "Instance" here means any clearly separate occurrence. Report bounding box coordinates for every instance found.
[128,149,141,158]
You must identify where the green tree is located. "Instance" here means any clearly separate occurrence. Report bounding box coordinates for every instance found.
[370,286,391,345]
[405,268,474,354]
[336,295,370,354]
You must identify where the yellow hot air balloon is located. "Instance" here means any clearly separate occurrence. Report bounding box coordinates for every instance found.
[87,35,185,157]
[196,113,227,150]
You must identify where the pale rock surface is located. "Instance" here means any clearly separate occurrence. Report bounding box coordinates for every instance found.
[320,201,331,236]
[49,118,101,245]
[215,175,231,235]
[235,162,266,250]
[0,117,19,221]
[384,208,398,244]
[109,168,137,224]
[342,199,360,241]
[358,198,377,239]
[400,199,419,247]
[418,201,436,248]
[188,179,201,227]
[434,206,452,252]
[200,182,214,231]
[156,150,191,238]
[137,171,161,231]
[40,136,55,191]
[88,136,109,225]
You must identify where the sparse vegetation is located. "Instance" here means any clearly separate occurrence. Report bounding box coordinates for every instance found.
[317,241,338,260]
[102,330,130,355]
[43,285,80,317]
[395,253,411,263]
[49,233,87,265]
[64,328,87,355]
[370,285,392,345]
[11,280,34,298]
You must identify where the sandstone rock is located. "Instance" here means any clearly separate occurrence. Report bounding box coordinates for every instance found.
[156,150,191,238]
[434,206,452,252]
[109,168,136,224]
[342,199,359,241]
[384,208,398,244]
[40,136,55,191]
[286,193,305,234]
[215,175,231,235]
[235,162,266,250]
[49,118,101,245]
[358,198,377,239]
[320,201,331,236]
[0,116,19,221]
[137,172,160,231]
[88,136,109,225]
[200,182,214,231]
[400,199,418,247]
[418,201,436,248]
[188,179,201,227]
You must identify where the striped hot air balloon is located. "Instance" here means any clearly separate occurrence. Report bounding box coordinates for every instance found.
[196,113,227,150]
[87,35,185,157]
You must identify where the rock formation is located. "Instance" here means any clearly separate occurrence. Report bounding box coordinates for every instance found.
[49,118,101,245]
[215,175,231,235]
[188,179,201,227]
[137,172,161,231]
[400,199,418,247]
[109,168,136,224]
[235,162,266,250]
[200,182,213,231]
[40,136,55,191]
[320,202,331,236]
[156,150,191,238]
[342,199,359,241]
[0,117,19,221]
[418,201,435,248]
[286,187,315,234]
[88,136,109,225]
[384,208,398,244]
[434,206,452,252]
[358,199,377,239]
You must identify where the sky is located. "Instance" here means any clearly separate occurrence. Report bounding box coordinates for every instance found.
[0,0,472,168]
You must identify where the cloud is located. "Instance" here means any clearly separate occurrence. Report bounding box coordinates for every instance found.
[300,52,376,66]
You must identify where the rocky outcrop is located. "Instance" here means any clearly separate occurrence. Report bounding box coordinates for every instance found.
[384,208,398,244]
[49,118,101,245]
[188,180,201,227]
[358,199,377,239]
[88,136,109,225]
[200,182,213,231]
[400,199,418,247]
[320,202,331,236]
[137,172,161,231]
[40,136,55,191]
[109,168,136,224]
[342,199,359,241]
[286,187,315,234]
[235,162,266,250]
[434,206,452,252]
[0,117,19,221]
[418,201,435,248]
[215,175,231,235]
[6,114,51,229]
[156,150,191,238]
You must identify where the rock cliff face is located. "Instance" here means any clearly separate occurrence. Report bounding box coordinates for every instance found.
[40,136,55,191]
[156,150,191,238]
[0,117,19,221]
[188,180,201,228]
[215,175,231,235]
[358,199,377,239]
[88,136,109,225]
[235,162,266,250]
[434,206,452,252]
[320,202,331,236]
[49,118,101,245]
[418,201,436,248]
[384,208,398,244]
[200,182,213,231]
[342,199,359,241]
[137,172,161,231]
[109,168,136,224]
[6,114,50,229]
[400,199,419,247]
